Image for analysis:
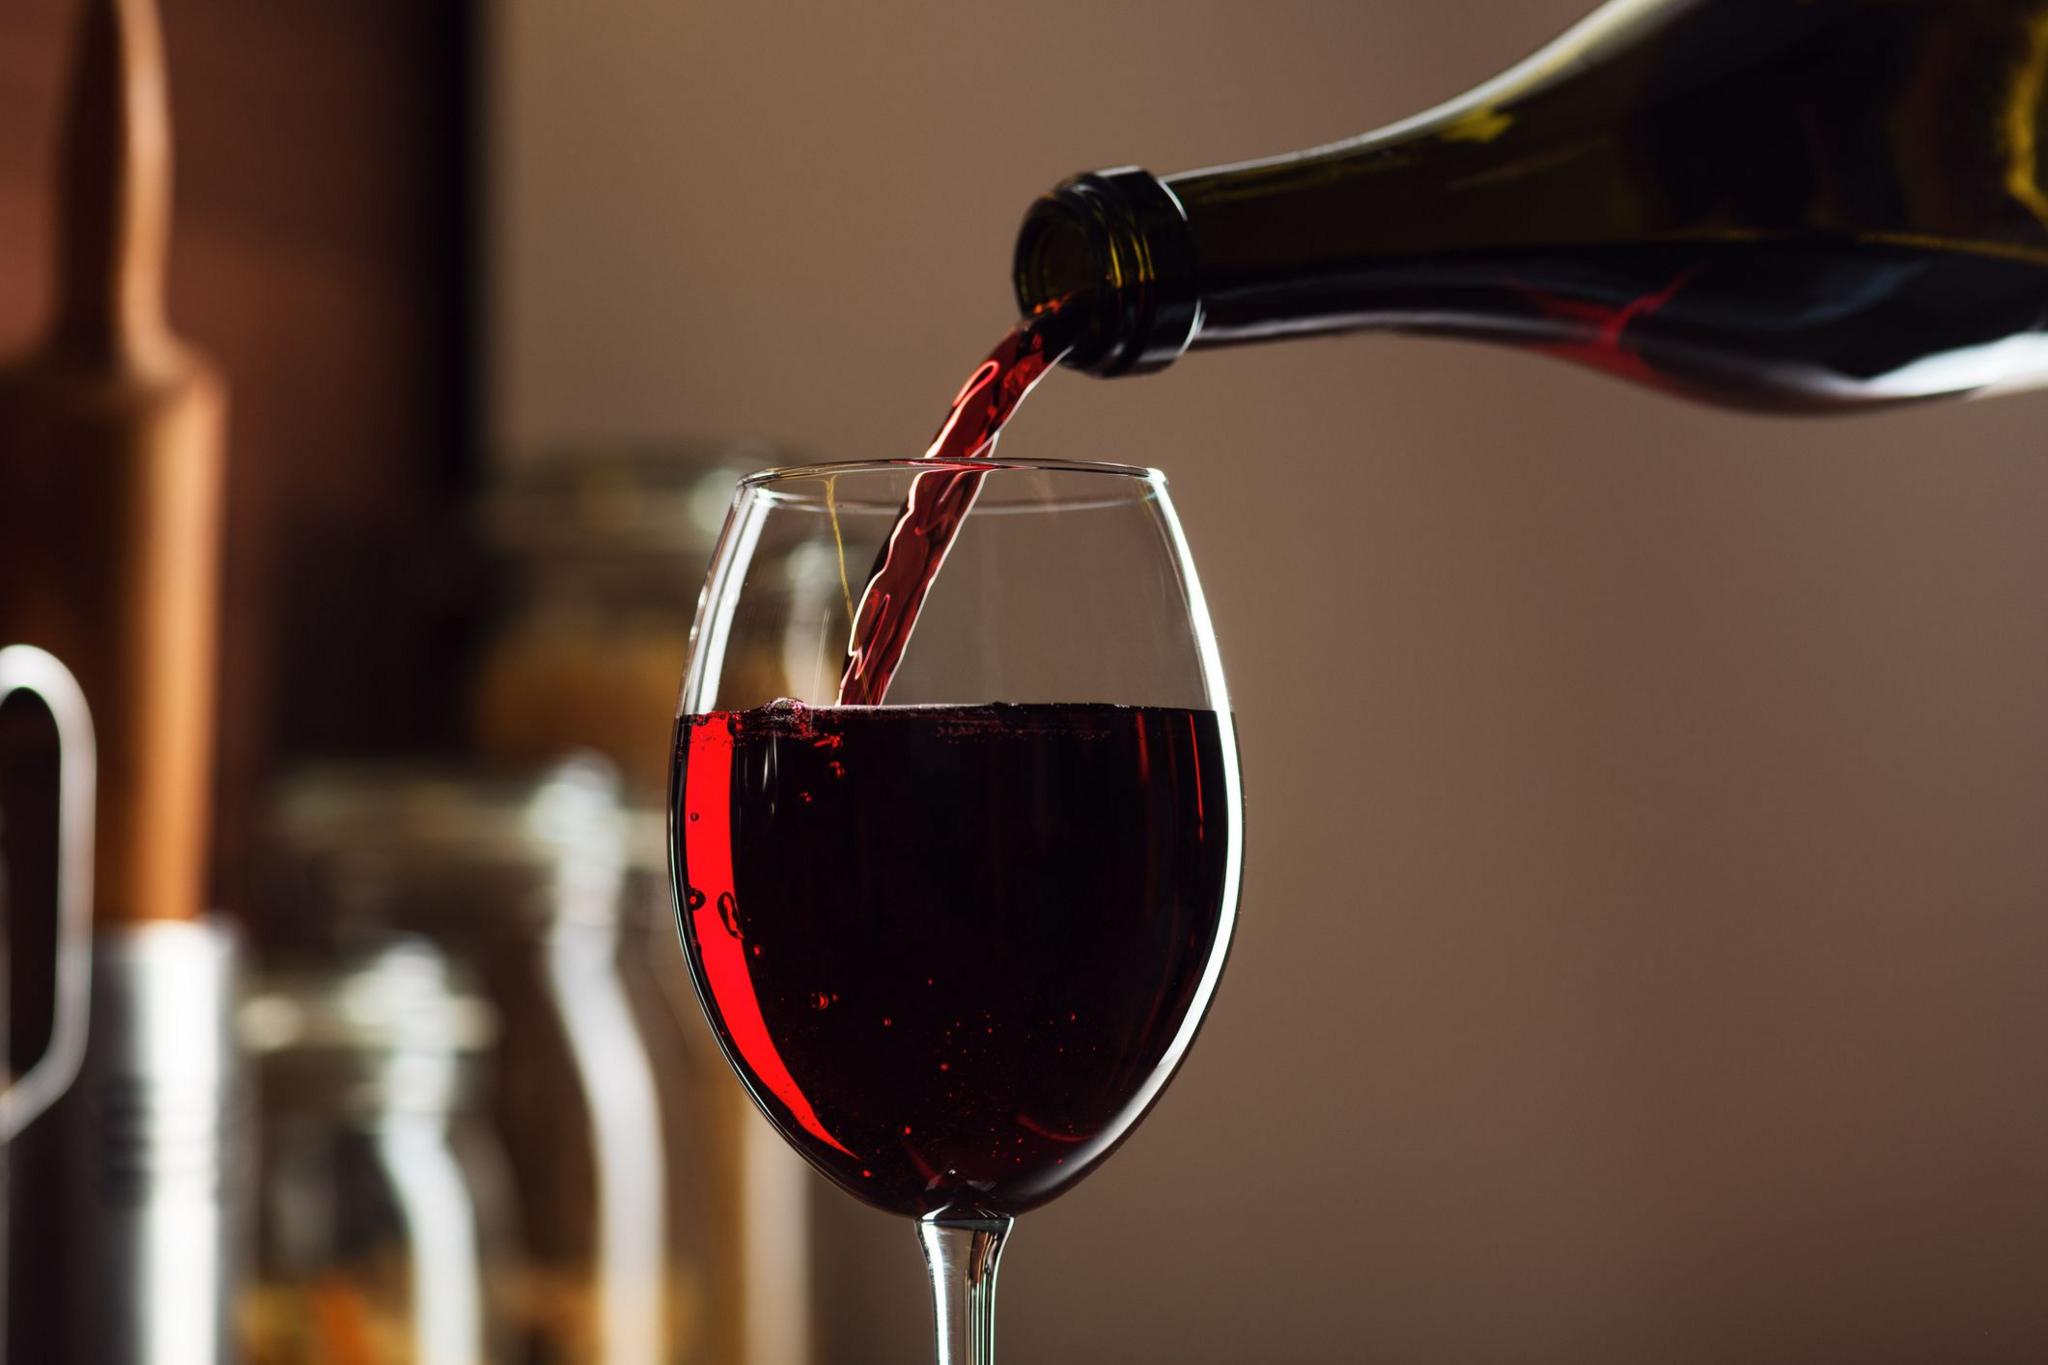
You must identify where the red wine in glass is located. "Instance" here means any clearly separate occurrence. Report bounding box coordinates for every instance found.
[673,700,1230,1217]
[673,454,1239,1363]
[836,307,1076,706]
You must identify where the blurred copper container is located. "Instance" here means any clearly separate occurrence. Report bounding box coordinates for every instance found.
[240,938,514,1365]
[264,758,737,1365]
[0,0,226,934]
[0,1,238,1352]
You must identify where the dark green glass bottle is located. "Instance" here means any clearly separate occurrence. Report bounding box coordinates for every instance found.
[1014,0,2048,410]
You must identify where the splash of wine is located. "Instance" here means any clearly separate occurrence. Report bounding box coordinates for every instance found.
[835,307,1075,705]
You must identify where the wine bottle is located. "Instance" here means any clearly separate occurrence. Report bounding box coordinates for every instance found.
[1014,0,2048,411]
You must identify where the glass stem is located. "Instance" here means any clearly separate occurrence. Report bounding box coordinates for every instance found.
[918,1213,1012,1365]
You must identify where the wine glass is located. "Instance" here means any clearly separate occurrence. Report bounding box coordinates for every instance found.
[669,458,1242,1364]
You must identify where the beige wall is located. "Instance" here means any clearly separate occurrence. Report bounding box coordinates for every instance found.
[487,3,2048,1361]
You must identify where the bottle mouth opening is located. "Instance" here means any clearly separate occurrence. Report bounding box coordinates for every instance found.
[1012,168,1199,377]
[1013,199,1116,365]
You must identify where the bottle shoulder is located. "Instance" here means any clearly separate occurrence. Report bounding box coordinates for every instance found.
[1170,0,2048,263]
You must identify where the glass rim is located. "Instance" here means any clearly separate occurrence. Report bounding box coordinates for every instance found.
[737,457,1164,488]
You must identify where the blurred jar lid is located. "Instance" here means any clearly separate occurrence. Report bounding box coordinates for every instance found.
[263,753,665,939]
[483,442,782,584]
[240,936,496,1116]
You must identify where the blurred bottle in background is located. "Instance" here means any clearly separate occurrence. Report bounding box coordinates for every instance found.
[262,756,741,1365]
[240,938,515,1365]
[470,446,812,1365]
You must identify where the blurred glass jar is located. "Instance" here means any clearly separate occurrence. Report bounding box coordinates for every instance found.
[239,937,514,1365]
[471,445,777,796]
[468,447,814,1365]
[264,758,725,1365]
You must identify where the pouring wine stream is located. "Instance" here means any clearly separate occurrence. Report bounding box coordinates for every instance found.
[836,307,1076,706]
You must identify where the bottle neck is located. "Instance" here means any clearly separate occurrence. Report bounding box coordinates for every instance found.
[1012,167,1200,376]
[1009,0,1672,376]
[51,0,178,370]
